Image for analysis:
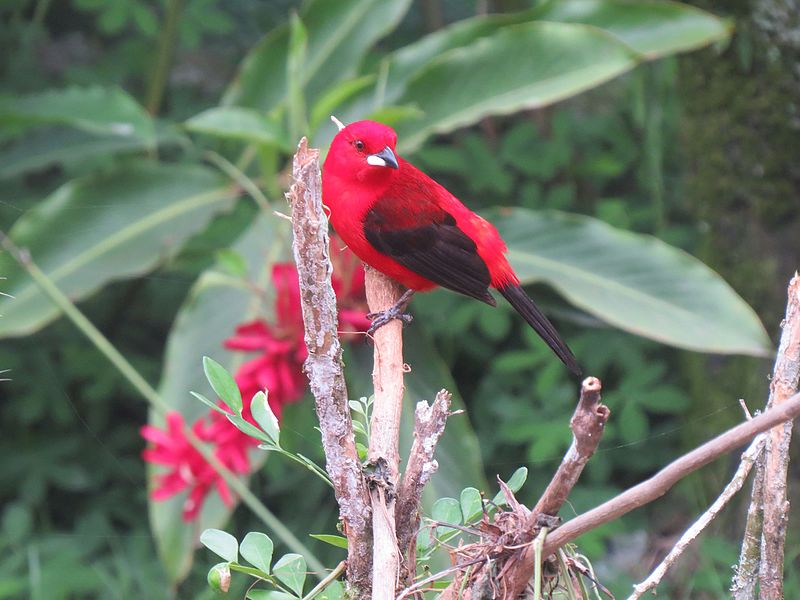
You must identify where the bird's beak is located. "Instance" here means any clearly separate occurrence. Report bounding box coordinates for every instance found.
[366,146,399,169]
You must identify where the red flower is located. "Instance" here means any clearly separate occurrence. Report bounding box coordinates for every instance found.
[224,319,306,421]
[142,242,371,521]
[141,412,249,521]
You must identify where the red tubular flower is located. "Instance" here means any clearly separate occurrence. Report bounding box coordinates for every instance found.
[142,242,372,521]
[224,319,306,421]
[141,412,236,521]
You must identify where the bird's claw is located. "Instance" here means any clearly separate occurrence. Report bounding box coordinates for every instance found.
[367,307,413,336]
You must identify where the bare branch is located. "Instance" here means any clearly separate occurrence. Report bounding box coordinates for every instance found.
[541,391,800,556]
[532,377,609,517]
[396,389,453,582]
[630,434,766,599]
[288,138,371,592]
[758,274,800,597]
[499,377,608,598]
[365,267,406,600]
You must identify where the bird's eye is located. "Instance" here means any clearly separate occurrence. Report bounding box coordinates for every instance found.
[354,140,365,152]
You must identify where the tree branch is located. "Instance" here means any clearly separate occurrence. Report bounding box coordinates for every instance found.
[532,377,609,517]
[757,274,800,597]
[288,138,371,592]
[630,433,766,599]
[396,389,452,583]
[365,267,406,600]
[540,391,800,556]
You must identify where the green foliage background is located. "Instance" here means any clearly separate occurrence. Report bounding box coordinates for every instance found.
[0,0,798,598]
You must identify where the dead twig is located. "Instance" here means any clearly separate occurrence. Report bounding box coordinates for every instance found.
[532,376,609,517]
[396,390,453,584]
[499,377,608,598]
[630,433,767,598]
[541,391,800,556]
[288,138,371,593]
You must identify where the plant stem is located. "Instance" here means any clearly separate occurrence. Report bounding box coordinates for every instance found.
[0,232,325,577]
[145,0,185,115]
[300,560,346,600]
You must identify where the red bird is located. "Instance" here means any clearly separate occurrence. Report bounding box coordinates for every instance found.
[322,119,581,376]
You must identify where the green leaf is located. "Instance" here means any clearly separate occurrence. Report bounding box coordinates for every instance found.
[240,532,274,574]
[203,356,243,415]
[225,0,412,112]
[431,497,462,527]
[226,413,271,443]
[0,86,155,142]
[395,22,636,151]
[0,162,238,338]
[216,248,249,278]
[309,75,375,132]
[460,487,483,523]
[491,208,770,356]
[272,554,306,596]
[309,534,348,549]
[200,529,239,563]
[251,391,281,445]
[185,107,290,149]
[318,580,344,600]
[0,127,156,180]
[247,591,298,600]
[151,215,282,583]
[230,562,270,579]
[533,0,731,59]
[492,467,528,506]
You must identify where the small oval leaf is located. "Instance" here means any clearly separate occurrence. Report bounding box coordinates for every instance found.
[460,487,483,523]
[203,356,243,415]
[240,532,274,574]
[200,529,238,564]
[251,391,280,445]
[309,534,348,550]
[272,553,307,596]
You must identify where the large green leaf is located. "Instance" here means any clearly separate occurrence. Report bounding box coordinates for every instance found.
[394,22,638,152]
[533,0,731,58]
[185,107,291,149]
[0,126,186,180]
[346,329,487,504]
[0,162,238,338]
[322,1,727,151]
[151,215,282,583]
[224,0,411,112]
[0,86,155,143]
[492,208,770,356]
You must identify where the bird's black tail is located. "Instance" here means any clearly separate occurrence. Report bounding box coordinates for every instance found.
[499,284,582,377]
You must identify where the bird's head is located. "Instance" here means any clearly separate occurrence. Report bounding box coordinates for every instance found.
[325,119,399,185]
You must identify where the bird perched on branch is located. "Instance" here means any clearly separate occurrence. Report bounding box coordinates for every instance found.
[322,118,581,376]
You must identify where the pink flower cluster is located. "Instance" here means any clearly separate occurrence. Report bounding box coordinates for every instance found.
[141,242,369,521]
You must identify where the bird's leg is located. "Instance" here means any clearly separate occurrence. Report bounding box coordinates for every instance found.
[366,288,415,335]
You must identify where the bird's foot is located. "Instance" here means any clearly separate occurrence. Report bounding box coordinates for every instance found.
[366,307,413,336]
[366,288,416,336]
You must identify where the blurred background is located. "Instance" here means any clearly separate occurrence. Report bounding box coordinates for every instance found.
[1,0,798,598]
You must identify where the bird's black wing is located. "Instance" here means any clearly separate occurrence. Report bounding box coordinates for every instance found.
[363,202,496,306]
